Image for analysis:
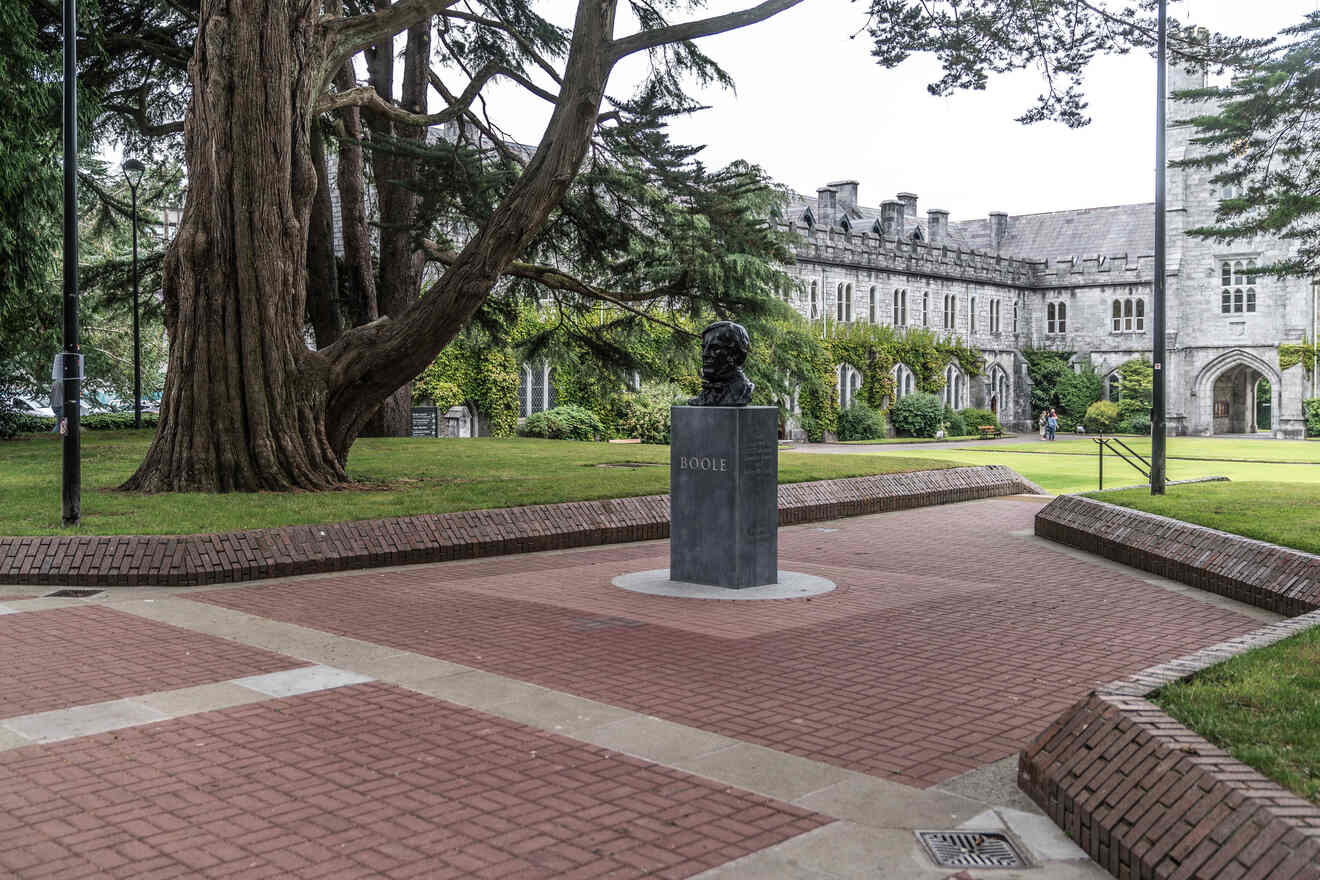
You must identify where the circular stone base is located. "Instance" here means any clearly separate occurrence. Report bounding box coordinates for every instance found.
[611,569,836,600]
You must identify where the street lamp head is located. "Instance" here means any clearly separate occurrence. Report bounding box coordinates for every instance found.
[122,158,146,189]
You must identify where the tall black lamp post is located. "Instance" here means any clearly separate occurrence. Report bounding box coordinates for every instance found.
[122,159,145,428]
[62,0,80,526]
[1151,0,1168,495]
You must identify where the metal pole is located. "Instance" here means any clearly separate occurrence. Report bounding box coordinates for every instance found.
[1151,0,1168,495]
[61,0,81,526]
[131,182,141,429]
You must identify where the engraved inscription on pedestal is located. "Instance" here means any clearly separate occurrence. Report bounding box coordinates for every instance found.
[670,405,778,588]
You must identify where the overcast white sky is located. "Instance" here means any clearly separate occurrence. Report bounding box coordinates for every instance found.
[493,0,1318,222]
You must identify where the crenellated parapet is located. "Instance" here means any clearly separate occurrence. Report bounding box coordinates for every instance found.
[785,222,1158,291]
[785,223,1043,288]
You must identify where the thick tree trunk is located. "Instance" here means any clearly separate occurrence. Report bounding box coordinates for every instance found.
[332,65,378,327]
[307,130,342,349]
[123,0,346,492]
[360,15,429,438]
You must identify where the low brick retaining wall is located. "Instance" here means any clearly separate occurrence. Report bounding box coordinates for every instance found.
[1019,611,1320,880]
[0,465,1037,588]
[1035,494,1320,617]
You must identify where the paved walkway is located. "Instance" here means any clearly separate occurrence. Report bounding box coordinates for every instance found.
[0,498,1277,879]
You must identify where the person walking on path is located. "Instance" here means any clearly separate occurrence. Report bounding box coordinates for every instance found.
[1046,409,1058,441]
[1038,411,1047,439]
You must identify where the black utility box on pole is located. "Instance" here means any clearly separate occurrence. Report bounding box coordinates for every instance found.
[61,0,81,525]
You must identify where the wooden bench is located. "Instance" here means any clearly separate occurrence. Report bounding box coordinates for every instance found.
[977,425,1004,440]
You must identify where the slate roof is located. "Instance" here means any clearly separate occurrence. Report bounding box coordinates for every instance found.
[950,203,1155,260]
[783,186,1153,261]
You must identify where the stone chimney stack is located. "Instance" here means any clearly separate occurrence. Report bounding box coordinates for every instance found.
[897,192,918,218]
[816,187,838,228]
[829,180,860,214]
[1169,26,1210,94]
[927,209,949,245]
[989,212,1008,251]
[880,200,903,238]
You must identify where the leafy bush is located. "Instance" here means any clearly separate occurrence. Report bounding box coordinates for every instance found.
[1084,400,1120,434]
[1305,399,1320,438]
[1117,359,1154,422]
[519,404,605,441]
[889,392,943,438]
[82,412,160,430]
[1116,415,1151,435]
[958,407,999,432]
[614,391,674,444]
[943,407,966,437]
[0,409,157,437]
[838,402,886,441]
[1057,366,1103,422]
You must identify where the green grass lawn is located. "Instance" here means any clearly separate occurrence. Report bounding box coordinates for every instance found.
[0,431,960,536]
[836,434,1018,445]
[1092,481,1320,557]
[1155,626,1320,805]
[966,436,1320,463]
[822,436,1320,494]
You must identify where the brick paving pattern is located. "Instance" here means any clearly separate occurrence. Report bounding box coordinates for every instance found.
[0,683,828,880]
[0,467,1034,588]
[0,606,306,718]
[195,500,1264,787]
[1020,611,1320,880]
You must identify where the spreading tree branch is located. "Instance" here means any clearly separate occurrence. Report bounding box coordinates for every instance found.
[608,0,806,62]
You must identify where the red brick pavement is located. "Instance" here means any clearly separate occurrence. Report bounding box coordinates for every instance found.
[0,683,827,879]
[0,606,306,718]
[194,500,1266,788]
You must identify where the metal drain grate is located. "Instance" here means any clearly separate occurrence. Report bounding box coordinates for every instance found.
[916,830,1027,869]
[43,588,105,599]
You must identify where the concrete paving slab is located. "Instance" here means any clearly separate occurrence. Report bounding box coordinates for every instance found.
[673,743,856,802]
[135,681,273,716]
[797,774,987,830]
[3,698,168,743]
[705,821,955,879]
[341,650,469,684]
[401,668,551,710]
[0,604,17,614]
[935,755,1043,815]
[232,664,373,697]
[483,688,637,736]
[998,808,1091,862]
[579,714,741,764]
[0,727,32,751]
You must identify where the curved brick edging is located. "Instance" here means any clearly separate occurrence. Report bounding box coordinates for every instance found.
[1018,611,1320,880]
[1035,494,1320,616]
[0,465,1038,588]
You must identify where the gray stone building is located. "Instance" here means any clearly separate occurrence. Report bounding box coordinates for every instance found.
[778,64,1320,438]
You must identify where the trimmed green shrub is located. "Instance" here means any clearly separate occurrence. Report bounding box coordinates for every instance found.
[889,392,943,438]
[958,407,999,431]
[1118,359,1154,422]
[614,392,673,444]
[1057,366,1103,422]
[838,403,886,441]
[1305,399,1320,438]
[943,408,967,437]
[1084,400,1120,434]
[1116,415,1151,435]
[519,404,605,441]
[0,410,158,436]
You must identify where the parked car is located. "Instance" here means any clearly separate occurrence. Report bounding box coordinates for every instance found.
[9,396,55,418]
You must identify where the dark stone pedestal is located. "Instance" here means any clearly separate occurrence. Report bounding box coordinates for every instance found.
[669,406,778,588]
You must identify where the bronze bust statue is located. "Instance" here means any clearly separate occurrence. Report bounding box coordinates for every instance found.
[690,321,754,406]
